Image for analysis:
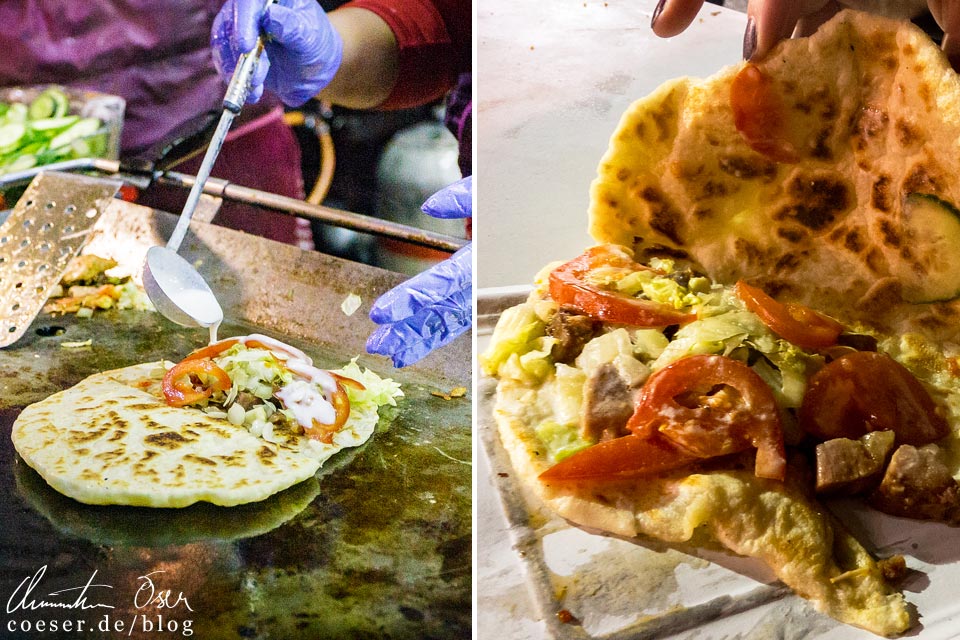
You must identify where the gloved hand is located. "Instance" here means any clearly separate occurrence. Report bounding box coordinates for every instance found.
[366,177,473,368]
[211,0,343,106]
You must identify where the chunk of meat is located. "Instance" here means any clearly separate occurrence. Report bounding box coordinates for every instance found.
[581,363,636,442]
[60,254,118,285]
[815,430,895,495]
[869,444,960,524]
[877,555,908,584]
[547,307,600,364]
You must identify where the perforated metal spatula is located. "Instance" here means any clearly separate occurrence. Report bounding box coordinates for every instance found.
[0,171,121,347]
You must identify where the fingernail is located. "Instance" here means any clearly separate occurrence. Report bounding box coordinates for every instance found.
[651,0,666,29]
[743,15,757,60]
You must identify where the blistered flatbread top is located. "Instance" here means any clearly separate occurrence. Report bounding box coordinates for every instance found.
[12,362,322,507]
[590,9,960,342]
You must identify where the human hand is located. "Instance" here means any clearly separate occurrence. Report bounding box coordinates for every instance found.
[211,0,343,106]
[366,177,473,368]
[649,1,951,64]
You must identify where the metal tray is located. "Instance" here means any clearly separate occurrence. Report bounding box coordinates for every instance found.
[477,288,960,640]
[0,197,471,639]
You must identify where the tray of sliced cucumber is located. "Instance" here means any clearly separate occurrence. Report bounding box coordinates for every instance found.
[0,85,124,177]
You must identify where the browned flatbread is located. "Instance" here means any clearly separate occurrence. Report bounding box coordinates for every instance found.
[589,9,960,344]
[492,361,910,637]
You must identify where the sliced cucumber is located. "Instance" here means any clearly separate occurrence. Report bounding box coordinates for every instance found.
[0,122,26,152]
[29,115,79,132]
[3,153,36,173]
[69,137,91,158]
[47,117,101,151]
[896,193,960,303]
[47,88,70,118]
[28,92,55,119]
[4,102,27,123]
[27,87,69,119]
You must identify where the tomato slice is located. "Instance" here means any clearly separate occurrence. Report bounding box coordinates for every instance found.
[304,381,351,444]
[730,64,799,163]
[548,246,696,326]
[162,358,233,407]
[799,351,948,446]
[538,435,698,482]
[735,280,843,350]
[627,354,786,481]
[182,338,240,361]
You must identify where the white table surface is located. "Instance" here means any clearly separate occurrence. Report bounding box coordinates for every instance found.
[475,3,960,639]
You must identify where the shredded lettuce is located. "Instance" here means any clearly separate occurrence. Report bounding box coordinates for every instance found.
[495,337,557,384]
[216,345,292,400]
[575,329,651,387]
[617,270,701,309]
[535,420,593,461]
[759,341,816,408]
[115,281,155,311]
[332,358,404,410]
[652,310,766,369]
[480,303,548,377]
[632,329,669,362]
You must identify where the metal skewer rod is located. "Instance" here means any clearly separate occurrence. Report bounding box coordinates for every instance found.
[157,171,468,253]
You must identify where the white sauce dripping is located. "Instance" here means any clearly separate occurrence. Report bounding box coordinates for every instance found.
[216,334,339,430]
[173,289,223,329]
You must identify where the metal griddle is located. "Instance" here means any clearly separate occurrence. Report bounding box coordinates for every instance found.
[0,179,471,639]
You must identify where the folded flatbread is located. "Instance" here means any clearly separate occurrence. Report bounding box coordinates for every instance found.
[590,9,960,344]
[13,349,400,508]
[483,11,960,635]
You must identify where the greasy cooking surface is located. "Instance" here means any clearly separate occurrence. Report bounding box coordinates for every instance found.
[0,197,471,638]
[0,311,470,638]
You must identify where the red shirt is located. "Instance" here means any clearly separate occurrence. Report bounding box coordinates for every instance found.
[344,0,471,111]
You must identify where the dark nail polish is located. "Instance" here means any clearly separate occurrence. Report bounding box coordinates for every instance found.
[743,15,757,60]
[651,0,666,29]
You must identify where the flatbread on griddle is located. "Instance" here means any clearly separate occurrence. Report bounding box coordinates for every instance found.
[14,457,320,546]
[590,9,960,343]
[12,362,323,508]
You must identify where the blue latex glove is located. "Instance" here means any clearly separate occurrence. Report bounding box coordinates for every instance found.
[367,177,473,368]
[211,0,343,106]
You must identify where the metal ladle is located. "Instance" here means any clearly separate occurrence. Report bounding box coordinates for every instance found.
[143,1,274,330]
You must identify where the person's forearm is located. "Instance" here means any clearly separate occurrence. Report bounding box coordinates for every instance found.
[319,7,399,109]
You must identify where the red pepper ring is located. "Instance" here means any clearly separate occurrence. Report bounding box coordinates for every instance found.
[548,245,697,327]
[330,372,365,391]
[305,381,351,444]
[182,337,287,362]
[162,358,233,408]
[181,339,240,361]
